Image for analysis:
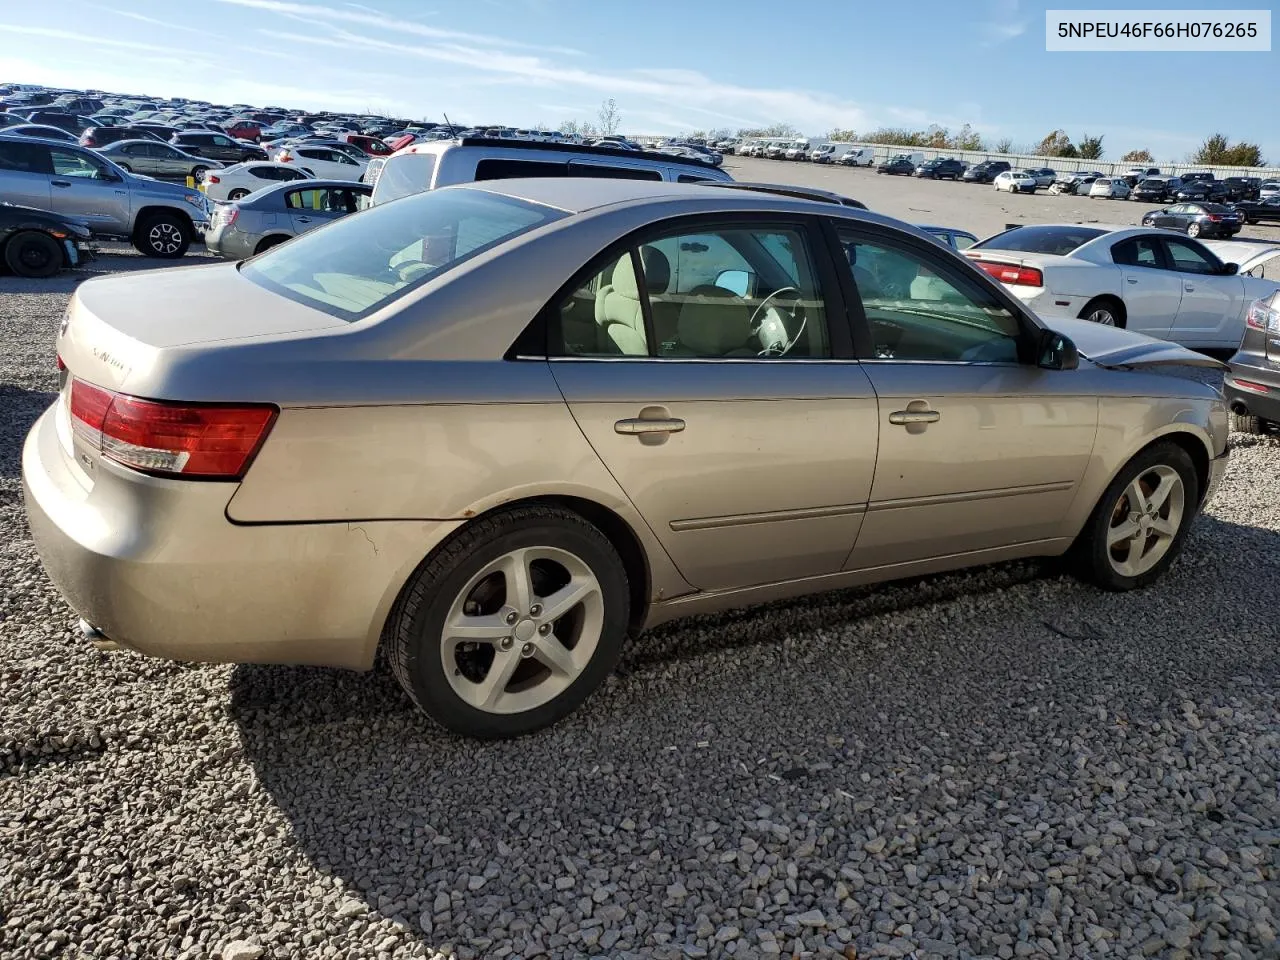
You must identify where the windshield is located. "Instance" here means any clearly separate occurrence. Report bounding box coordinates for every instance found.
[370,152,438,204]
[973,224,1107,256]
[241,187,564,321]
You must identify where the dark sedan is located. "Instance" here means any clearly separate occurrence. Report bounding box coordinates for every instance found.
[79,125,167,148]
[914,157,964,180]
[3,124,79,143]
[876,157,916,176]
[1232,197,1280,225]
[170,131,268,163]
[1131,178,1175,202]
[1222,176,1262,201]
[1141,202,1242,239]
[0,203,94,278]
[1175,181,1231,203]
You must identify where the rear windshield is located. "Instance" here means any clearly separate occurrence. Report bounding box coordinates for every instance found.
[241,187,564,321]
[370,152,438,204]
[973,224,1107,256]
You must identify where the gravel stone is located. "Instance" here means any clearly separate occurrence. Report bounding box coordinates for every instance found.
[1,248,1278,960]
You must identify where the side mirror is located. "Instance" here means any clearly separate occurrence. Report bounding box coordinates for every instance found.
[1220,262,1239,276]
[1038,329,1079,370]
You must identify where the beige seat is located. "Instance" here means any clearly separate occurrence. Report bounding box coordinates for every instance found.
[674,285,757,357]
[594,246,671,355]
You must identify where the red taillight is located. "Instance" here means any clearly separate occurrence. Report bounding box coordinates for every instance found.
[68,378,276,479]
[278,151,292,162]
[206,174,220,184]
[1230,378,1271,394]
[974,260,1043,287]
[222,206,239,226]
[56,354,66,372]
[1207,214,1222,221]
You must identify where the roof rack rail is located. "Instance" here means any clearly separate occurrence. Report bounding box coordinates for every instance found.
[704,181,868,209]
[446,135,719,169]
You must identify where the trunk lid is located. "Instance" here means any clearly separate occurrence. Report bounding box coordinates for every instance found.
[1044,316,1228,370]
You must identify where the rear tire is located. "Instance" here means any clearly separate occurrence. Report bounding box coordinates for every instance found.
[1071,442,1200,591]
[191,165,209,183]
[1188,223,1201,238]
[228,188,250,200]
[133,212,190,258]
[253,235,289,255]
[117,163,132,172]
[1079,296,1125,329]
[3,230,63,278]
[387,506,630,738]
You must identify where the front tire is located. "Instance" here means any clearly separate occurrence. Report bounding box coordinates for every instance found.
[387,506,630,738]
[1071,442,1200,591]
[133,212,190,258]
[1188,223,1201,238]
[4,230,63,278]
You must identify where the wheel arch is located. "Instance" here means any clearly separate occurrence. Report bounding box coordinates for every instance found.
[367,493,657,670]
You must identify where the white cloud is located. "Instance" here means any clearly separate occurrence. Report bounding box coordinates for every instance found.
[978,0,1027,46]
[101,8,209,34]
[212,0,585,56]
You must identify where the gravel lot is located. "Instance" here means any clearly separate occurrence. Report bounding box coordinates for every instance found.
[1,184,1278,960]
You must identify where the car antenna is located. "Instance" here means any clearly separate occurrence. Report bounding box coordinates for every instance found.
[443,112,457,138]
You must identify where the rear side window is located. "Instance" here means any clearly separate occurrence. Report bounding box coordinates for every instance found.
[475,158,567,180]
[241,187,564,321]
[0,140,49,173]
[1112,237,1162,267]
[567,162,662,181]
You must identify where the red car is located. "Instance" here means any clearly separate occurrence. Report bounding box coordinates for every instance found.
[223,119,262,142]
[340,133,394,157]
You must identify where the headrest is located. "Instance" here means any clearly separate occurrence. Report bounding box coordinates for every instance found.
[677,286,754,357]
[610,246,671,299]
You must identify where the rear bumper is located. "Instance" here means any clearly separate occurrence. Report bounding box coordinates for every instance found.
[22,405,458,670]
[1225,363,1280,423]
[203,225,257,261]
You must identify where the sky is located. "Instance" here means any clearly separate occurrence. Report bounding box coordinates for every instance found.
[0,0,1276,162]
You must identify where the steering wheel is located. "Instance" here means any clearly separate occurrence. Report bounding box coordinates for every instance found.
[748,286,804,356]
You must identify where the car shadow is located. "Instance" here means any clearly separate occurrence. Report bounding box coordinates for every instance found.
[229,514,1280,952]
[0,386,56,479]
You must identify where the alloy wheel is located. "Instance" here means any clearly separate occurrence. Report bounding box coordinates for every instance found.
[440,547,604,715]
[1086,306,1117,326]
[148,222,184,256]
[1106,465,1185,577]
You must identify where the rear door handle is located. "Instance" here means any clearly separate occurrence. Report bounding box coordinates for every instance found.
[1126,277,1139,284]
[615,417,685,435]
[295,216,311,223]
[51,180,71,188]
[1184,284,1195,292]
[888,410,940,425]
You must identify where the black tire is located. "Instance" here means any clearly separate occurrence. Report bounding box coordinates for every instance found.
[1230,411,1267,435]
[387,506,630,738]
[133,212,190,258]
[191,165,209,183]
[1070,441,1200,591]
[253,235,289,255]
[117,163,132,172]
[227,188,250,200]
[1079,296,1125,329]
[3,230,63,278]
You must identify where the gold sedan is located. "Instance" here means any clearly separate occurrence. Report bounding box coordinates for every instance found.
[24,178,1230,738]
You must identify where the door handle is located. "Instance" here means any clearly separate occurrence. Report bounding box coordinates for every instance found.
[1184,284,1195,292]
[615,417,685,435]
[51,180,71,188]
[1126,277,1139,284]
[295,216,311,223]
[888,410,941,425]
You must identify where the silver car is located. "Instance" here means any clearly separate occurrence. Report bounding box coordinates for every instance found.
[204,179,372,260]
[96,139,223,182]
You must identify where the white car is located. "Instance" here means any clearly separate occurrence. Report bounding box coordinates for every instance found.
[1201,241,1280,282]
[1260,180,1280,200]
[1089,177,1130,199]
[965,223,1280,350]
[994,171,1037,193]
[783,142,811,160]
[272,144,368,181]
[200,161,314,201]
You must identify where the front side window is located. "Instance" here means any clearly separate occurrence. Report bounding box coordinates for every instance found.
[1163,238,1219,275]
[836,228,1022,363]
[553,223,830,360]
[50,147,107,179]
[241,188,563,321]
